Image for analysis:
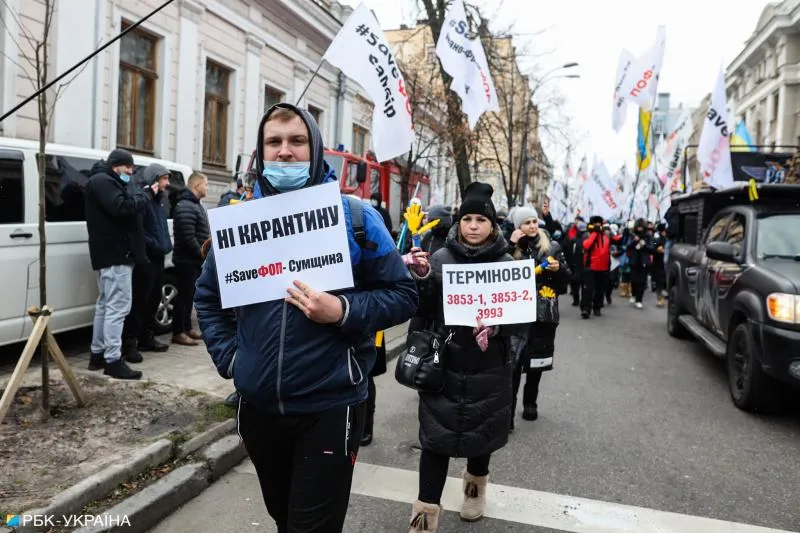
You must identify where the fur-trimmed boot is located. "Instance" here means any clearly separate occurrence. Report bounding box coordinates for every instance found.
[460,470,489,522]
[656,294,666,308]
[409,500,441,532]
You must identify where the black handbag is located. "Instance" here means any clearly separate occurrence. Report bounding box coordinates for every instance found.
[395,330,453,393]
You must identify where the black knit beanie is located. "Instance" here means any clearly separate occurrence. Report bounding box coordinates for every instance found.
[107,148,134,168]
[458,182,496,221]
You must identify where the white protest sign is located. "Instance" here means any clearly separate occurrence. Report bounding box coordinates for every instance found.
[436,0,499,129]
[208,181,354,308]
[442,260,538,327]
[323,3,414,162]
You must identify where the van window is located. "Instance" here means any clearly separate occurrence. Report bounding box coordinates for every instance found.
[0,151,24,224]
[44,155,97,222]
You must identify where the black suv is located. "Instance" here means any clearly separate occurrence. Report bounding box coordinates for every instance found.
[666,184,800,412]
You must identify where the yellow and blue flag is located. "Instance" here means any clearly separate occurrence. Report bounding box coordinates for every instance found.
[637,109,652,171]
[731,119,755,152]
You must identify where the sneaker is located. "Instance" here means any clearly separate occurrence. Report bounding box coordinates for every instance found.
[104,359,143,380]
[629,297,636,304]
[593,309,602,317]
[581,311,590,319]
[636,302,644,309]
[88,352,105,371]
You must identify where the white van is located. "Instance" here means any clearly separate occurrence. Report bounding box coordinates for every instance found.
[0,137,194,347]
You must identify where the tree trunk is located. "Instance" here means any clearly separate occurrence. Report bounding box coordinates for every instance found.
[401,149,413,210]
[36,0,52,417]
[420,0,472,198]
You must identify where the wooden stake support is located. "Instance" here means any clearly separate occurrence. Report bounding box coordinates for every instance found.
[0,306,86,424]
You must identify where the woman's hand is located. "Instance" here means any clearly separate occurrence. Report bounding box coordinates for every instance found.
[510,229,525,244]
[402,247,430,276]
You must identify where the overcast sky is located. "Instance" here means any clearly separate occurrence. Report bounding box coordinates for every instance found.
[340,0,772,176]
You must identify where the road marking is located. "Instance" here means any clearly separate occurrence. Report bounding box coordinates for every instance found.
[236,460,792,533]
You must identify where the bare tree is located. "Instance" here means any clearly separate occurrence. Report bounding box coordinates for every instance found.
[1,0,87,416]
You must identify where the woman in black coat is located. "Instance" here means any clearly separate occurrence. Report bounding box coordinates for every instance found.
[627,218,656,309]
[507,207,570,427]
[406,183,517,532]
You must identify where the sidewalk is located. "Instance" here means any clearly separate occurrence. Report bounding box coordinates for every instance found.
[63,321,409,398]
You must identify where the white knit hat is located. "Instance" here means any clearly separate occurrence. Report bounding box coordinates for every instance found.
[511,206,539,229]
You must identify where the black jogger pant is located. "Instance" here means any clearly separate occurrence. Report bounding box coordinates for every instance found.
[418,450,491,505]
[238,399,366,533]
[632,280,647,303]
[122,258,161,343]
[581,270,608,313]
[511,361,543,413]
[173,262,201,335]
[570,280,581,305]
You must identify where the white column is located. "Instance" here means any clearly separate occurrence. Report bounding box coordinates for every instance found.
[175,0,204,167]
[293,63,310,108]
[243,33,262,153]
[776,84,788,145]
[0,0,20,137]
[341,86,356,151]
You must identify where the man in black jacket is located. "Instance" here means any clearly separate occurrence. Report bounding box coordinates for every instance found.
[122,164,173,361]
[85,149,157,380]
[171,172,210,346]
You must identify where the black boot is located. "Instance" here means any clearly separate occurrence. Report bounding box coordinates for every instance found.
[88,352,105,371]
[122,339,143,363]
[104,359,143,380]
[138,333,169,353]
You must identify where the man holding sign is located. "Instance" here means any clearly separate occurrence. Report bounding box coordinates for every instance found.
[194,103,417,532]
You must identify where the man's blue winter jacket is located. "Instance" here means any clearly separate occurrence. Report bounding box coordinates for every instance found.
[194,103,417,415]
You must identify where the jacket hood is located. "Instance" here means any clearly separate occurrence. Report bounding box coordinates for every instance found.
[444,222,509,262]
[254,103,327,197]
[143,163,169,185]
[178,187,199,203]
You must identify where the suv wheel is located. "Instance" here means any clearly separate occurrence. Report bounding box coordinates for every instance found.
[666,285,689,338]
[152,272,178,335]
[727,323,778,413]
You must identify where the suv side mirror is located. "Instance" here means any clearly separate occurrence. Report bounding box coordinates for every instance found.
[356,161,368,184]
[706,241,737,263]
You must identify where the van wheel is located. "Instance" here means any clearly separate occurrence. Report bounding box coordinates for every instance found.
[152,272,178,335]
[666,285,689,338]
[727,323,778,413]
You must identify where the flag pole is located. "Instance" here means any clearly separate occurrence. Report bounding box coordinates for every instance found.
[295,59,327,106]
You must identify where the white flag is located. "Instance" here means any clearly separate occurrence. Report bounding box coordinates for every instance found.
[323,3,414,162]
[654,107,693,189]
[612,26,666,131]
[585,157,621,221]
[435,0,499,129]
[697,66,734,189]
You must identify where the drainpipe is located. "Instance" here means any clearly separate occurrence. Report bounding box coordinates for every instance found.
[90,0,101,148]
[334,71,344,148]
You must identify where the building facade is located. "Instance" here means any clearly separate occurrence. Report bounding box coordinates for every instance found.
[0,0,374,202]
[727,0,800,148]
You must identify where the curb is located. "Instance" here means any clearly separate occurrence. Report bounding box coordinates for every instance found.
[72,464,210,533]
[386,335,406,362]
[10,419,238,533]
[14,440,173,533]
[202,434,248,480]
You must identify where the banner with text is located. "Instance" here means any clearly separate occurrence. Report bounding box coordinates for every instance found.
[442,260,538,327]
[208,181,354,308]
[698,66,734,189]
[436,0,499,129]
[323,2,414,162]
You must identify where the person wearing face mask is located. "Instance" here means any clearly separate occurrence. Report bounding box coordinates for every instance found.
[508,207,569,426]
[626,218,656,309]
[405,183,520,532]
[85,148,157,380]
[370,191,393,234]
[195,103,417,533]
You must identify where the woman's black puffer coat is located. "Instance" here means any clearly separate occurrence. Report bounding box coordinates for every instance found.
[414,224,520,458]
[511,234,570,325]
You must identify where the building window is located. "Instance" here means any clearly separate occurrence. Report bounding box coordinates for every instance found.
[265,86,284,112]
[426,45,436,63]
[117,24,158,153]
[352,125,368,155]
[308,105,322,126]
[203,60,231,167]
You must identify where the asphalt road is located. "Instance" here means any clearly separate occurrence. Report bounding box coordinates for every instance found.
[18,290,800,533]
[148,290,800,533]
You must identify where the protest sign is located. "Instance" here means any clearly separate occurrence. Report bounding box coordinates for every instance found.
[323,3,414,162]
[442,260,538,327]
[208,181,354,308]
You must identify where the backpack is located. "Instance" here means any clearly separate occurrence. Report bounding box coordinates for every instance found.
[344,196,378,251]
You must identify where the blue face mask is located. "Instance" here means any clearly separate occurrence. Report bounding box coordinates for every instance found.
[262,161,310,192]
[119,174,131,184]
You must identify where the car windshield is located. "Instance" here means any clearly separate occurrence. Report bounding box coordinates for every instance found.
[323,154,344,181]
[757,213,800,260]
